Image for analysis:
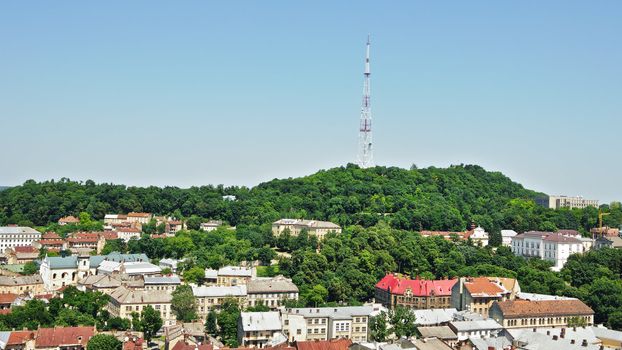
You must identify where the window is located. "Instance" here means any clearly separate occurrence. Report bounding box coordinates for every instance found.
[296,329,301,335]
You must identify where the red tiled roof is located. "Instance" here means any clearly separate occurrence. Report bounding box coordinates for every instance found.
[35,326,95,348]
[58,216,80,224]
[495,299,594,318]
[296,339,352,350]
[14,246,38,254]
[0,293,18,304]
[123,338,144,350]
[151,234,167,239]
[42,232,62,240]
[463,277,506,297]
[128,212,151,218]
[168,220,182,225]
[38,239,65,246]
[8,330,35,345]
[116,227,141,233]
[375,274,457,297]
[419,230,472,240]
[102,232,119,240]
[172,342,213,350]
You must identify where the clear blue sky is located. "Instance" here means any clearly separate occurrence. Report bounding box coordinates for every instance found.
[1,1,620,202]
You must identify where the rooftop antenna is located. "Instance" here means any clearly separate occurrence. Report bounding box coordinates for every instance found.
[357,35,374,168]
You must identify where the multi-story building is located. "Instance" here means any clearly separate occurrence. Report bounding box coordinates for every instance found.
[97,260,161,276]
[144,275,181,293]
[34,326,95,350]
[375,273,457,309]
[247,276,299,309]
[451,277,520,318]
[116,227,142,242]
[281,305,384,343]
[501,230,518,247]
[204,266,255,286]
[166,221,185,235]
[200,221,222,232]
[126,212,153,225]
[0,275,44,295]
[272,219,342,240]
[0,227,41,254]
[4,246,39,264]
[192,285,247,318]
[511,231,585,271]
[104,214,128,225]
[65,232,106,254]
[490,299,594,329]
[448,319,504,341]
[34,232,65,252]
[108,286,175,326]
[238,311,283,348]
[419,226,489,246]
[537,195,599,210]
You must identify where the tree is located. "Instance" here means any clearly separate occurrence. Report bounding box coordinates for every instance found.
[186,216,203,231]
[21,261,38,275]
[171,285,198,322]
[205,311,218,335]
[107,317,131,331]
[369,311,388,342]
[567,316,588,327]
[184,266,205,285]
[87,334,122,350]
[217,299,241,347]
[389,306,417,339]
[305,284,328,307]
[140,306,163,342]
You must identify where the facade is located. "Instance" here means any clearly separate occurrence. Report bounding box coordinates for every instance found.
[97,260,161,276]
[511,231,585,271]
[0,275,44,295]
[159,258,183,272]
[247,276,299,309]
[468,226,489,246]
[204,266,255,286]
[200,221,222,232]
[448,319,504,341]
[272,219,342,240]
[595,235,622,249]
[116,227,142,242]
[193,285,247,318]
[65,232,106,254]
[104,214,128,225]
[108,286,175,326]
[238,311,283,348]
[537,195,599,210]
[490,299,594,329]
[126,212,152,224]
[0,227,41,254]
[451,277,520,318]
[501,230,518,247]
[166,221,185,235]
[281,305,384,343]
[375,273,457,310]
[4,246,39,265]
[144,275,181,293]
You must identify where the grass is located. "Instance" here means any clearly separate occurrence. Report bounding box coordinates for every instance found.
[256,264,280,277]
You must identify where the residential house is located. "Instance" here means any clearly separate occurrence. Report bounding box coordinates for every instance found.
[448,319,504,341]
[0,293,18,312]
[104,214,128,225]
[127,213,152,225]
[501,230,518,247]
[272,219,342,240]
[159,258,183,273]
[0,227,41,254]
[5,330,36,350]
[0,275,44,295]
[34,326,95,350]
[595,235,622,250]
[34,232,65,253]
[412,308,458,326]
[116,227,142,242]
[193,285,247,318]
[511,231,585,271]
[416,326,458,347]
[200,221,222,232]
[247,276,299,309]
[97,260,161,276]
[108,286,175,326]
[144,275,181,293]
[238,312,283,348]
[489,299,594,329]
[204,266,255,286]
[375,273,457,310]
[451,277,520,318]
[412,338,453,350]
[295,339,352,350]
[65,232,106,254]
[167,221,185,236]
[4,246,39,265]
[58,216,80,226]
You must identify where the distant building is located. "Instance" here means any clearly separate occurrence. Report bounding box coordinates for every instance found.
[451,277,520,318]
[116,227,142,242]
[417,326,458,347]
[0,227,41,254]
[200,221,223,232]
[501,230,518,247]
[144,275,181,293]
[35,326,94,350]
[204,266,255,286]
[490,299,594,329]
[247,276,299,309]
[192,285,247,318]
[511,231,585,271]
[537,195,599,210]
[108,286,175,326]
[126,212,153,225]
[4,246,39,264]
[65,232,106,254]
[0,275,44,295]
[238,311,283,348]
[34,232,65,252]
[57,216,80,226]
[375,273,456,310]
[167,221,185,235]
[295,339,352,350]
[97,260,161,276]
[595,235,622,249]
[159,258,183,273]
[272,219,342,240]
[448,319,504,342]
[419,226,489,246]
[104,214,128,225]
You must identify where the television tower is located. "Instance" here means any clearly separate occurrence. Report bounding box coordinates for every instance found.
[357,35,373,168]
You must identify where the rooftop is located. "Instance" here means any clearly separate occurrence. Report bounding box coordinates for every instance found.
[192,285,247,297]
[295,338,352,350]
[35,326,95,348]
[416,326,457,340]
[284,305,378,320]
[449,319,503,332]
[273,219,341,229]
[144,275,181,285]
[494,299,594,318]
[240,311,281,331]
[412,308,458,326]
[515,231,583,244]
[462,277,511,297]
[109,286,172,304]
[247,276,298,294]
[0,227,40,235]
[376,273,456,297]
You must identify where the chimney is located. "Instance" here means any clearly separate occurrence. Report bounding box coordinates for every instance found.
[552,335,558,340]
[532,328,536,332]
[581,339,588,347]
[571,340,575,344]
[546,331,550,335]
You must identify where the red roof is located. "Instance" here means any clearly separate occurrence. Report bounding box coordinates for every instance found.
[117,227,141,233]
[0,309,11,315]
[103,232,119,240]
[35,326,95,348]
[58,216,80,224]
[296,339,352,350]
[42,232,62,240]
[0,293,18,304]
[38,239,65,246]
[375,273,457,297]
[123,338,144,350]
[128,212,151,218]
[463,277,506,297]
[14,246,38,254]
[172,342,213,350]
[419,230,472,240]
[8,331,35,345]
[151,234,167,239]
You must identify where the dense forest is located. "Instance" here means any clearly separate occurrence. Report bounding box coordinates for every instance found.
[1,164,621,233]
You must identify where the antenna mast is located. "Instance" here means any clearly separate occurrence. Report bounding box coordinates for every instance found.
[357,35,373,168]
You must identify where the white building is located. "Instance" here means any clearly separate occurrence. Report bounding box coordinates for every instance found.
[501,230,518,247]
[238,311,283,348]
[97,260,161,276]
[0,227,41,254]
[469,226,489,247]
[247,276,299,309]
[511,231,585,271]
[115,227,142,242]
[159,258,183,272]
[192,285,247,318]
[200,221,223,232]
[448,319,504,341]
[538,195,599,210]
[272,219,342,240]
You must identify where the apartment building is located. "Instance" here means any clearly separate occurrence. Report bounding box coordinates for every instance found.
[451,277,520,318]
[144,275,181,293]
[116,227,142,242]
[537,195,599,210]
[192,285,247,318]
[0,275,44,295]
[272,219,342,240]
[4,246,39,264]
[511,231,585,271]
[281,305,384,343]
[247,276,299,309]
[108,286,175,326]
[490,299,594,329]
[34,326,95,350]
[238,312,283,348]
[204,266,255,286]
[126,212,153,225]
[200,221,222,232]
[375,273,457,309]
[0,227,41,254]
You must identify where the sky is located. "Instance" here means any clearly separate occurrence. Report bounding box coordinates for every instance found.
[0,1,620,202]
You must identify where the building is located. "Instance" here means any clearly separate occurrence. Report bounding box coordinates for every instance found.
[490,299,594,329]
[0,227,41,254]
[238,311,283,348]
[595,235,622,249]
[159,258,183,273]
[412,338,454,350]
[104,214,128,225]
[412,308,458,326]
[375,273,457,310]
[4,246,39,265]
[167,221,185,235]
[34,326,95,350]
[537,195,599,210]
[272,219,342,240]
[65,232,106,254]
[116,227,142,242]
[590,226,620,238]
[0,275,44,295]
[77,274,126,294]
[451,277,520,318]
[247,276,299,309]
[108,286,175,326]
[144,275,181,293]
[511,231,585,271]
[468,226,489,246]
[205,266,255,286]
[127,212,152,225]
[296,339,352,350]
[193,285,247,318]
[58,216,80,226]
[281,305,384,343]
[34,232,65,253]
[416,326,458,347]
[501,230,518,247]
[448,319,504,342]
[200,221,222,232]
[97,260,161,276]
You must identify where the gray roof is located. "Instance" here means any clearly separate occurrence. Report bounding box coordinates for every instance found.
[0,331,10,350]
[109,286,172,304]
[284,306,375,320]
[468,336,512,350]
[508,328,601,350]
[516,292,577,301]
[412,338,452,350]
[0,275,43,286]
[591,326,622,342]
[44,252,150,270]
[247,276,298,294]
[450,319,503,332]
[218,266,252,277]
[273,219,341,229]
[416,326,457,340]
[144,275,181,285]
[0,227,40,235]
[413,308,457,326]
[192,285,246,297]
[240,312,281,331]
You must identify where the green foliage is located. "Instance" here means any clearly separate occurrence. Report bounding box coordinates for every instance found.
[87,334,122,350]
[21,261,38,275]
[186,216,202,231]
[101,239,128,255]
[389,306,417,339]
[205,311,218,335]
[171,285,198,322]
[140,306,163,342]
[369,311,388,342]
[184,267,206,285]
[567,316,588,327]
[217,299,241,347]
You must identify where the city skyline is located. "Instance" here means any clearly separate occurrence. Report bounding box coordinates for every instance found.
[1,1,621,202]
